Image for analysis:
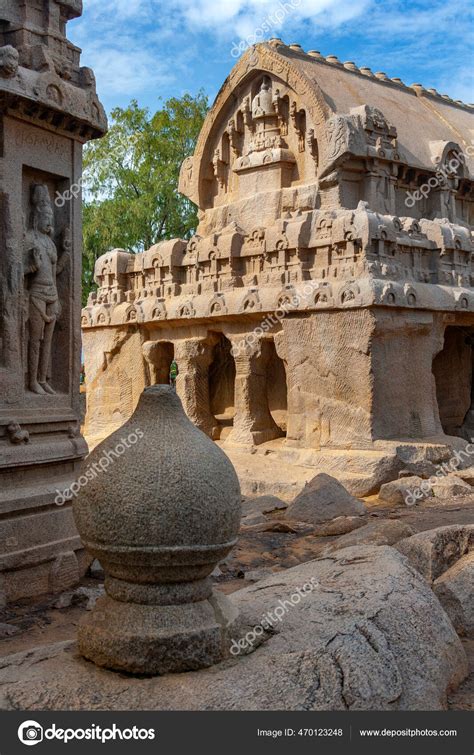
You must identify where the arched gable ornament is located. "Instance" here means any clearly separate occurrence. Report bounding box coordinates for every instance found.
[183,43,332,207]
[177,301,196,319]
[403,284,417,306]
[339,281,361,306]
[208,293,227,315]
[93,305,111,326]
[239,289,261,313]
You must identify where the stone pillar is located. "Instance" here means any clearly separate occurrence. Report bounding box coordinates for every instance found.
[371,310,446,440]
[0,1,107,601]
[227,337,283,445]
[174,338,219,438]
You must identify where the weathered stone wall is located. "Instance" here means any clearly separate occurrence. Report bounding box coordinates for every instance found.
[82,327,148,445]
[277,310,374,449]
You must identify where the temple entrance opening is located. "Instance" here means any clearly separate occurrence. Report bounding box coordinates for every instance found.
[433,326,474,439]
[208,333,236,439]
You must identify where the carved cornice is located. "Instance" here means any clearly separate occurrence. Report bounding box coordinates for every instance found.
[82,208,474,328]
[0,66,106,138]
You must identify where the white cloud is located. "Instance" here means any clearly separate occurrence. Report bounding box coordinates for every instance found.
[82,0,150,20]
[81,45,172,97]
[173,0,372,36]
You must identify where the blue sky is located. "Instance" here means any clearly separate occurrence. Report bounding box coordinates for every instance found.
[69,0,473,116]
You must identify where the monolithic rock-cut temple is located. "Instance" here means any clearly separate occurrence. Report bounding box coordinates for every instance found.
[82,40,474,497]
[0,1,106,602]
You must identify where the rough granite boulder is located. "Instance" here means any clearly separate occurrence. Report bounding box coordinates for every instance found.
[242,495,288,516]
[379,476,429,506]
[455,469,474,486]
[241,512,268,527]
[312,516,367,537]
[321,520,414,554]
[395,524,474,583]
[433,552,474,637]
[0,546,467,711]
[286,474,366,525]
[432,476,472,498]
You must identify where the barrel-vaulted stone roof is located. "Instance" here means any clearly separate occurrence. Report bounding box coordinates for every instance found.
[278,42,473,175]
[182,39,473,211]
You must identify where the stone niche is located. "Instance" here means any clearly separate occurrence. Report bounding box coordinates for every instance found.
[0,0,107,603]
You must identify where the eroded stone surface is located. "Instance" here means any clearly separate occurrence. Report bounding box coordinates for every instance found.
[433,552,474,637]
[321,520,414,554]
[73,386,242,674]
[396,524,474,583]
[432,476,472,498]
[242,495,288,516]
[379,476,430,506]
[0,546,467,711]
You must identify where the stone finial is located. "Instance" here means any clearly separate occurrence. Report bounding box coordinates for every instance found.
[73,385,242,674]
[410,83,426,94]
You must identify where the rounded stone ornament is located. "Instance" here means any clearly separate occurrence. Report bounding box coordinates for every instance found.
[73,385,242,674]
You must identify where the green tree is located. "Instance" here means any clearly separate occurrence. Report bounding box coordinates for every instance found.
[82,91,208,304]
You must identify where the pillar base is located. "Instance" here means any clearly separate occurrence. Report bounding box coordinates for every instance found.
[227,427,284,446]
[78,589,239,675]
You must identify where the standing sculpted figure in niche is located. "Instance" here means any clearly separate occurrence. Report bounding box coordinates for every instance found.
[24,184,70,394]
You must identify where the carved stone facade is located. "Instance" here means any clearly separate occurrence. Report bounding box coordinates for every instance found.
[0,1,106,602]
[82,41,474,495]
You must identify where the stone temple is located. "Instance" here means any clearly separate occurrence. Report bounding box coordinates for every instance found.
[81,40,474,497]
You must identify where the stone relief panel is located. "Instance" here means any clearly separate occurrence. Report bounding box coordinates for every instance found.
[200,74,320,210]
[22,177,71,395]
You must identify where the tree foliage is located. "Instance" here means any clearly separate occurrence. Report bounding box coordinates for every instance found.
[82,91,208,304]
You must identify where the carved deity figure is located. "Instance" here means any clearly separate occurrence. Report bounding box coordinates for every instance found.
[23,184,69,394]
